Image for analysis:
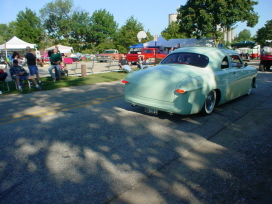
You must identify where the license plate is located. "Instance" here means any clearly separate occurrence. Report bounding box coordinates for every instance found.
[144,108,158,115]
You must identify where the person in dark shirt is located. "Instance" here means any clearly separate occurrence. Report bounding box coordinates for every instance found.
[48,48,62,81]
[25,46,43,85]
[118,55,132,72]
[10,60,42,92]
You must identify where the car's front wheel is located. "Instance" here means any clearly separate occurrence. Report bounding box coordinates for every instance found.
[201,90,216,115]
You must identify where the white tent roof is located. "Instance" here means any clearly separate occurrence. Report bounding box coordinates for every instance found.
[0,36,36,49]
[45,44,74,53]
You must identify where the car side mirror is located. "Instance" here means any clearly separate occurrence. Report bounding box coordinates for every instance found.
[244,62,248,67]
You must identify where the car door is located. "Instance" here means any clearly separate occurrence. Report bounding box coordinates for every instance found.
[216,56,238,101]
[227,54,249,99]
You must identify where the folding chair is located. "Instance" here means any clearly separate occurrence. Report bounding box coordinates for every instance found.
[105,58,113,71]
[86,60,95,74]
[12,77,31,90]
[0,79,10,94]
[69,63,78,76]
[9,69,31,91]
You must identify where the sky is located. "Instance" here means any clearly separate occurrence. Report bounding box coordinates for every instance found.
[0,0,271,38]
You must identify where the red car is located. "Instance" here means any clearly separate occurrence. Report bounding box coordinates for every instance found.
[126,48,167,64]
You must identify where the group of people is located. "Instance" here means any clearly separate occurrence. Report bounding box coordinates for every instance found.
[0,46,44,93]
[0,49,156,95]
[0,46,66,94]
[118,55,151,72]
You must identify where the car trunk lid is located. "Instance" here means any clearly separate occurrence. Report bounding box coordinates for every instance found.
[129,65,197,102]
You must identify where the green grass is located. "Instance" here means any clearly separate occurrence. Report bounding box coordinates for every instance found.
[2,71,129,95]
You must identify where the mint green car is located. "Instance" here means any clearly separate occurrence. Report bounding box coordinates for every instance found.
[122,47,258,115]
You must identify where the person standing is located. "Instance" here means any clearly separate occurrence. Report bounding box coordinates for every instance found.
[48,48,62,81]
[25,46,43,85]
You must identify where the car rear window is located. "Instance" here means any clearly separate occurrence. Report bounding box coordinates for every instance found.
[160,52,209,68]
[105,50,116,53]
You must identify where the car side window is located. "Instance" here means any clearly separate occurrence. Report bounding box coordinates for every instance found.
[221,57,229,69]
[231,55,243,67]
[143,50,152,54]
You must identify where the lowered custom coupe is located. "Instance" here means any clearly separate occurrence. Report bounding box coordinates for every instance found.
[122,47,258,116]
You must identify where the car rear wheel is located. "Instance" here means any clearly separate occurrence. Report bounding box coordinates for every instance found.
[246,79,255,95]
[246,87,252,95]
[201,90,216,115]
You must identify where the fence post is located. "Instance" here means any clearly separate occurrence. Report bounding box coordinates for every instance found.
[81,64,86,77]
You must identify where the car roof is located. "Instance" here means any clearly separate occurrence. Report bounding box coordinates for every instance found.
[169,47,239,70]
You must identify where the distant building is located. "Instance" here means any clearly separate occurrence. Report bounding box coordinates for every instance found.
[169,14,178,25]
[219,26,235,43]
[223,28,235,43]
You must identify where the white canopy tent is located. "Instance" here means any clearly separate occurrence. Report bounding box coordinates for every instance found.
[0,36,36,50]
[0,36,36,58]
[45,45,74,54]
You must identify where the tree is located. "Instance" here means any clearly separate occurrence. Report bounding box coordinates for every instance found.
[177,0,259,45]
[70,9,92,51]
[236,29,251,42]
[0,24,9,37]
[15,8,43,44]
[0,24,10,44]
[89,9,118,47]
[0,22,17,43]
[40,0,74,43]
[161,21,187,40]
[114,16,146,53]
[255,20,272,46]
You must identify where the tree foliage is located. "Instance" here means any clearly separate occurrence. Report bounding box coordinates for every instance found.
[115,16,146,53]
[237,29,251,42]
[177,0,259,45]
[89,9,118,47]
[0,0,178,53]
[161,21,187,40]
[70,9,92,51]
[0,22,17,44]
[40,0,73,42]
[16,8,43,44]
[255,20,272,46]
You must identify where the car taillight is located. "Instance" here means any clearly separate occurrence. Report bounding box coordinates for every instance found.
[122,80,129,84]
[176,89,186,93]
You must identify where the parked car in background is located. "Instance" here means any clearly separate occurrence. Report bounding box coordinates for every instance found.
[122,47,258,116]
[97,49,123,62]
[126,48,167,64]
[84,54,96,60]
